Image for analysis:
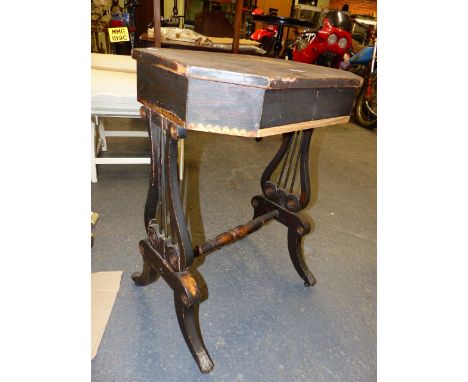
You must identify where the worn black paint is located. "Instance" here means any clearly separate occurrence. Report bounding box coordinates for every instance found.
[137,62,188,121]
[260,87,357,128]
[187,78,264,131]
[133,48,362,133]
[131,49,362,373]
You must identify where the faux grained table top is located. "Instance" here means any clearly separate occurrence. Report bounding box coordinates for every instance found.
[133,48,362,137]
[132,48,362,89]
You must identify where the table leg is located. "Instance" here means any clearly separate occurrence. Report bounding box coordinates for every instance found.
[97,118,108,152]
[273,25,285,58]
[132,107,214,373]
[252,129,316,286]
[91,120,98,183]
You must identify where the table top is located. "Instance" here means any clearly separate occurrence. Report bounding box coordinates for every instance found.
[252,15,315,28]
[132,48,362,89]
[139,33,265,55]
[133,48,362,137]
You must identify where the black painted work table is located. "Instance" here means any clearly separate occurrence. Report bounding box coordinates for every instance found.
[131,48,362,373]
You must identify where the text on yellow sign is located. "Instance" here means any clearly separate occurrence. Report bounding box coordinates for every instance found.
[108,27,130,42]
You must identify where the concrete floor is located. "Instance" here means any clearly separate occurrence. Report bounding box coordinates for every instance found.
[91,118,376,381]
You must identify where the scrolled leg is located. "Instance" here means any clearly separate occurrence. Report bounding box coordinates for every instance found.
[287,229,316,287]
[134,110,213,372]
[174,294,214,373]
[255,128,317,285]
[132,241,160,286]
[131,263,159,286]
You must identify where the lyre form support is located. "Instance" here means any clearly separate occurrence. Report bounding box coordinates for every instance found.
[253,129,316,286]
[132,107,316,373]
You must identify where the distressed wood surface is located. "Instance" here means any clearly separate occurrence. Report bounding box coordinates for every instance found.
[133,48,362,136]
[132,48,363,89]
[184,116,349,138]
[186,78,264,134]
[137,62,188,122]
[260,87,357,127]
[255,116,350,137]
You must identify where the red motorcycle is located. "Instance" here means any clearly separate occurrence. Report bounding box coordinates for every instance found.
[291,11,353,68]
[249,8,278,55]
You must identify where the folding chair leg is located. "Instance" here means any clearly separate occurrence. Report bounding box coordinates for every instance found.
[97,117,108,152]
[91,120,98,183]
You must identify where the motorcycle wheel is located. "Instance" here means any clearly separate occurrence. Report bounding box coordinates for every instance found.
[315,52,335,68]
[259,36,276,57]
[355,72,377,129]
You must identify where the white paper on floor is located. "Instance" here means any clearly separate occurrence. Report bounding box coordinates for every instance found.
[91,271,123,360]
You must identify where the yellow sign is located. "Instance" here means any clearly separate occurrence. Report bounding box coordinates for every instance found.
[108,27,130,42]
